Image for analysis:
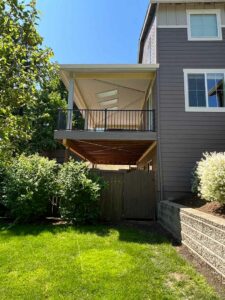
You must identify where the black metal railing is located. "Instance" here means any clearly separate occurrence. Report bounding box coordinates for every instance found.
[57,109,155,132]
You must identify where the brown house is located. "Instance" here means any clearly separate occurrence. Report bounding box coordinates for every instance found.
[54,0,225,204]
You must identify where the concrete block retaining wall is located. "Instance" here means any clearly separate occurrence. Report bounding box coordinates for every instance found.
[158,201,225,279]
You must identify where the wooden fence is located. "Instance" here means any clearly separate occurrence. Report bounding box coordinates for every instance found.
[93,169,156,221]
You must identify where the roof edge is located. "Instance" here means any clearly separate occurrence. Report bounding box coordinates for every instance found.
[59,64,159,73]
[138,3,157,63]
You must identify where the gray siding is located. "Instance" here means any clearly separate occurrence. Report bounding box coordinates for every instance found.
[158,28,225,199]
[158,3,225,26]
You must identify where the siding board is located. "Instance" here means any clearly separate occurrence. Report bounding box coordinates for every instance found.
[158,28,225,199]
[158,3,225,26]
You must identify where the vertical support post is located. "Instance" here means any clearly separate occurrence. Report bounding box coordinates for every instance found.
[64,148,69,162]
[67,76,74,130]
[152,110,155,132]
[63,139,69,162]
[84,109,89,130]
[104,109,107,131]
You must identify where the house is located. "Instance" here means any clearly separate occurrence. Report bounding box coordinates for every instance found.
[54,0,225,203]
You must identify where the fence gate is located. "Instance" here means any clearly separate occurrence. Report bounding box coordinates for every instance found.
[93,169,155,221]
[123,170,155,219]
[99,170,124,222]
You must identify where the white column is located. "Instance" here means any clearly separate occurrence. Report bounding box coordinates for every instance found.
[67,77,74,130]
[84,110,89,130]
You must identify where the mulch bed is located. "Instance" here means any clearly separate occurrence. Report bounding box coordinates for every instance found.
[174,197,225,219]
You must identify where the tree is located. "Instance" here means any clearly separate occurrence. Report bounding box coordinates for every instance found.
[0,0,65,160]
[28,77,67,153]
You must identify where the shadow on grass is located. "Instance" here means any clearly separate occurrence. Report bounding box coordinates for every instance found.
[0,220,171,245]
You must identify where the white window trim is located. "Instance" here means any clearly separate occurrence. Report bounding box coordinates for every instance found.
[184,69,225,112]
[186,9,222,41]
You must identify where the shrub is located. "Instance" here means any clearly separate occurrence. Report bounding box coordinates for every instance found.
[194,152,225,204]
[57,160,103,224]
[191,165,199,194]
[2,154,58,222]
[0,161,7,216]
[0,161,5,200]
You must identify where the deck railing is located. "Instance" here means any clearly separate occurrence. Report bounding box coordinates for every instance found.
[57,109,155,132]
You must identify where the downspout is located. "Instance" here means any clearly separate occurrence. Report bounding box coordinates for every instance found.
[156,69,163,202]
[155,3,164,203]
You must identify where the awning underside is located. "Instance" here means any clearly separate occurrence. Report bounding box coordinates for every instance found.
[65,139,154,165]
[75,78,149,110]
[60,64,158,112]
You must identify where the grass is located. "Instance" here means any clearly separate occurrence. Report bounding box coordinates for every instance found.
[0,223,221,300]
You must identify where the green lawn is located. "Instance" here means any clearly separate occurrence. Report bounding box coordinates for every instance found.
[0,224,221,300]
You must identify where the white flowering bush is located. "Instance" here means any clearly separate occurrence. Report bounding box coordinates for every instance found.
[195,152,225,204]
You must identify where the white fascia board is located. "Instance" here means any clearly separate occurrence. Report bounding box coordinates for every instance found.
[59,64,159,73]
[139,3,152,42]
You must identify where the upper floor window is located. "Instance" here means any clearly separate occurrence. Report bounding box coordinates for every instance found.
[187,10,222,41]
[184,69,225,112]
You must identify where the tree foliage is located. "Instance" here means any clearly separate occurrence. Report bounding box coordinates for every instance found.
[0,0,66,160]
[28,78,67,153]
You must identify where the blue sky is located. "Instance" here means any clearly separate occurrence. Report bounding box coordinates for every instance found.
[36,0,149,64]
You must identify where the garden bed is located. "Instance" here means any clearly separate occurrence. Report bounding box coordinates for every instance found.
[174,197,225,219]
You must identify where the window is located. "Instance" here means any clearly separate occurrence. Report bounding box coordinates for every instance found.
[184,70,225,112]
[187,10,222,41]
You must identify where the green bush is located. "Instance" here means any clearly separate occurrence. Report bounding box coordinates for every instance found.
[0,161,7,216]
[0,161,5,200]
[57,160,103,224]
[194,152,225,204]
[191,165,199,194]
[2,154,57,222]
[1,155,104,224]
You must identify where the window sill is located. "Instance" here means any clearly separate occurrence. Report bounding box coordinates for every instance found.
[186,107,225,112]
[187,37,223,41]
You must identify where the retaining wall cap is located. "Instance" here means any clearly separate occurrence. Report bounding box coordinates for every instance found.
[161,200,225,227]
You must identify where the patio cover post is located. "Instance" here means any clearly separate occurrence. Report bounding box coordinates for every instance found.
[67,76,74,130]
